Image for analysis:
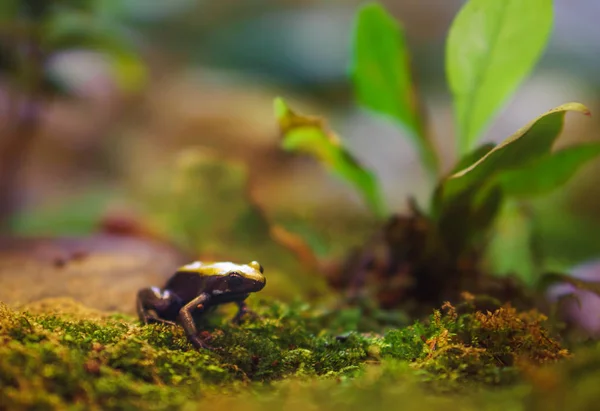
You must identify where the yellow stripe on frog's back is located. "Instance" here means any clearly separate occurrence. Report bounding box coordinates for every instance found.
[177,261,265,282]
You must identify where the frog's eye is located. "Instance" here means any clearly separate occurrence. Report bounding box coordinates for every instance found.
[228,272,244,286]
[250,261,264,273]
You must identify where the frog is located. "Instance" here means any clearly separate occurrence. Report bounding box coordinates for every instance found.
[137,260,266,349]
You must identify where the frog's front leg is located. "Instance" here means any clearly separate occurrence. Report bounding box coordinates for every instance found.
[232,300,258,324]
[137,287,181,326]
[178,292,213,349]
[232,300,250,324]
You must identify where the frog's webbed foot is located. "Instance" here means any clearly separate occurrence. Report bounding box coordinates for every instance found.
[137,287,181,326]
[186,333,215,350]
[146,316,177,327]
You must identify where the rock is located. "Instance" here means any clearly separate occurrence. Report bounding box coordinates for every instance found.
[0,235,190,314]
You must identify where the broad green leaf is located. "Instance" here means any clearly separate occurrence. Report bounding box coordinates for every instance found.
[445,102,590,200]
[274,98,387,219]
[446,0,553,154]
[450,143,495,174]
[433,102,590,254]
[496,143,600,198]
[430,142,494,218]
[351,2,438,176]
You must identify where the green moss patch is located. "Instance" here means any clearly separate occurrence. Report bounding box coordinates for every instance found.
[0,299,371,410]
[382,295,569,388]
[0,296,572,410]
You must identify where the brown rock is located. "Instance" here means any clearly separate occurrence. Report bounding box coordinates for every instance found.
[0,235,190,314]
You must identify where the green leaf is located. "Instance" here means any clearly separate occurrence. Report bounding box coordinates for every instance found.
[445,102,590,200]
[431,143,493,217]
[351,2,438,176]
[446,0,553,155]
[496,143,600,198]
[432,102,590,254]
[450,143,495,175]
[274,98,387,219]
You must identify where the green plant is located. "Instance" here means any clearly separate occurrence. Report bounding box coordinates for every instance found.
[274,0,600,288]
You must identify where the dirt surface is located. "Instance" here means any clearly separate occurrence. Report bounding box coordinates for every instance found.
[0,235,190,314]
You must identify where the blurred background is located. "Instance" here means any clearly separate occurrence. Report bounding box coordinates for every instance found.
[2,0,600,300]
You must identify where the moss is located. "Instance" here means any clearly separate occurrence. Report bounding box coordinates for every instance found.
[381,294,569,388]
[204,360,527,411]
[0,298,373,410]
[0,295,574,410]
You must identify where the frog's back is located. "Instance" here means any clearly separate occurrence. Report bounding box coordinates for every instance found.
[164,271,206,302]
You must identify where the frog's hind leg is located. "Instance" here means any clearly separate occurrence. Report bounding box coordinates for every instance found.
[137,287,181,326]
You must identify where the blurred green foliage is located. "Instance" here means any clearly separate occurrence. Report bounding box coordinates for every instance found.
[10,189,115,235]
[0,0,145,95]
[434,103,592,254]
[446,0,554,155]
[484,200,539,285]
[137,148,328,300]
[495,143,600,198]
[275,98,387,219]
[274,0,600,288]
[351,2,438,177]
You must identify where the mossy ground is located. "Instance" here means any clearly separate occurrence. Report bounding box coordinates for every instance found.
[0,295,595,410]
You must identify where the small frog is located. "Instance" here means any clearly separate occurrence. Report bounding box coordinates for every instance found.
[137,260,266,349]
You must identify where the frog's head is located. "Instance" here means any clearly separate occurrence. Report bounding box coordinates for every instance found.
[192,260,266,296]
[233,261,266,294]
